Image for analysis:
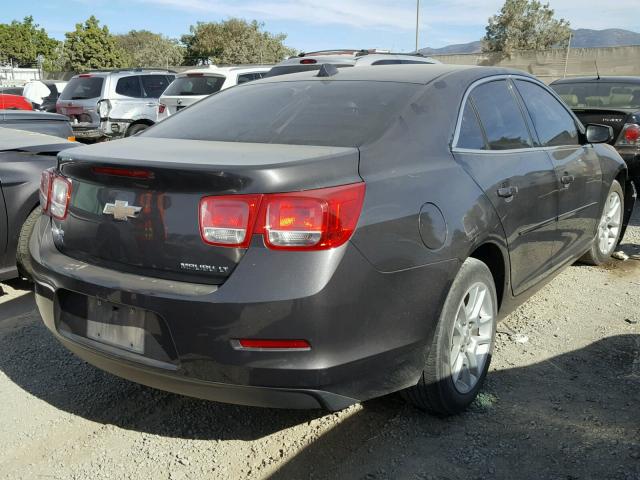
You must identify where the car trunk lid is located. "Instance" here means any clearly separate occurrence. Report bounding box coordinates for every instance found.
[54,137,361,285]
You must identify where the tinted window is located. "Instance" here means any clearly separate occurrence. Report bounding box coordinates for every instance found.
[551,81,640,109]
[237,73,264,84]
[163,75,225,96]
[116,76,142,97]
[144,80,420,147]
[60,77,104,100]
[141,75,173,98]
[516,80,579,147]
[471,80,532,150]
[457,100,486,150]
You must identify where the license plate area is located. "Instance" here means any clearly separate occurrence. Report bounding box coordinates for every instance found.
[86,298,145,354]
[55,290,179,367]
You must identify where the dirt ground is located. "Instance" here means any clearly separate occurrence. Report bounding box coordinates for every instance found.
[0,208,638,480]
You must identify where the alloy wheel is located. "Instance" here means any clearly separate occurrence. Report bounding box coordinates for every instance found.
[597,191,622,256]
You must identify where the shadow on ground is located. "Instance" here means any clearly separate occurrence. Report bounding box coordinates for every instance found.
[0,288,638,479]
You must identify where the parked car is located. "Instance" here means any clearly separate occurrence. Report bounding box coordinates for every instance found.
[0,128,76,281]
[56,69,175,142]
[0,86,25,96]
[265,49,439,77]
[1,111,74,139]
[31,65,633,415]
[551,76,640,187]
[23,80,68,112]
[0,94,34,111]
[158,65,271,120]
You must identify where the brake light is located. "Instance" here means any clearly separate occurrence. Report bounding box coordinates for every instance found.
[49,176,72,220]
[300,59,317,64]
[199,195,261,247]
[187,73,204,77]
[618,123,640,145]
[92,166,153,179]
[78,74,92,78]
[158,103,166,114]
[39,169,53,212]
[198,183,366,251]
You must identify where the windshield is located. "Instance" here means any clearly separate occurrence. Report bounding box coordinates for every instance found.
[163,75,226,96]
[60,77,104,100]
[551,82,640,109]
[143,80,421,147]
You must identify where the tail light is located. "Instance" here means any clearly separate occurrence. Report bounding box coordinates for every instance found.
[97,99,111,119]
[198,183,365,251]
[199,195,261,247]
[158,103,166,114]
[40,169,72,220]
[234,339,311,350]
[617,123,640,145]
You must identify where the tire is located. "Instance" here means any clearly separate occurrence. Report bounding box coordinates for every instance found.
[580,180,624,266]
[402,257,498,416]
[125,123,149,137]
[16,208,41,280]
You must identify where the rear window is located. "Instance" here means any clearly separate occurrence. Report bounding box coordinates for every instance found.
[163,75,226,96]
[60,77,104,100]
[551,82,640,109]
[141,75,174,98]
[143,80,421,147]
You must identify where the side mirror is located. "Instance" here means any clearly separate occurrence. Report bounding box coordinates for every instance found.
[585,123,613,144]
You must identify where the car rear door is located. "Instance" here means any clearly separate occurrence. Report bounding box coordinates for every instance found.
[514,79,602,265]
[453,78,559,296]
[139,75,174,120]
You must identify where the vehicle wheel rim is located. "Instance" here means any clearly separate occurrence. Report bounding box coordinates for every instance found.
[597,191,622,256]
[450,282,494,394]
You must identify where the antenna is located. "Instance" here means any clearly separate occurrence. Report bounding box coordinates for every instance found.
[317,64,338,78]
[594,60,600,80]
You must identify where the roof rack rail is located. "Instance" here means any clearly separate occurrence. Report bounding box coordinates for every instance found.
[299,49,361,57]
[85,67,177,74]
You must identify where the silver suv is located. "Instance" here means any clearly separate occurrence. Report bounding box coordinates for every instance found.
[56,69,175,141]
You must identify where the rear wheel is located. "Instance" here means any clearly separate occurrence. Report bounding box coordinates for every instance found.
[125,123,150,137]
[403,257,497,415]
[16,208,41,280]
[581,180,624,265]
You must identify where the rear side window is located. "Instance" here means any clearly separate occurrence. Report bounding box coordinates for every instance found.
[265,64,353,78]
[237,72,264,84]
[515,80,579,147]
[141,75,173,98]
[116,76,142,97]
[60,77,104,100]
[470,80,532,150]
[143,80,421,147]
[163,75,225,96]
[457,101,487,150]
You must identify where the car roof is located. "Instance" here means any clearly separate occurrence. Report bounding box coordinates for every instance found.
[0,127,73,151]
[551,76,640,85]
[74,69,176,78]
[275,52,440,67]
[178,65,272,76]
[257,64,534,86]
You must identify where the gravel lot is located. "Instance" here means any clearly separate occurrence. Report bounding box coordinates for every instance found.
[1,207,638,480]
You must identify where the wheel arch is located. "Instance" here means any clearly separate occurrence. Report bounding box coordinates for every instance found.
[468,241,508,312]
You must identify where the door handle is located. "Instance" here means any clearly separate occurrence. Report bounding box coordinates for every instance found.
[561,174,575,186]
[497,186,518,198]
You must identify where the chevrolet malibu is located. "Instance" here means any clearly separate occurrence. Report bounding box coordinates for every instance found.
[30,65,634,415]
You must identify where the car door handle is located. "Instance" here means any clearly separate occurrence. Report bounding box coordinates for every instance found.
[497,186,518,198]
[561,174,575,186]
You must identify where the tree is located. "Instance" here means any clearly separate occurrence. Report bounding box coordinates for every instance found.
[483,0,571,54]
[0,16,59,68]
[115,30,184,68]
[62,16,127,71]
[182,18,295,65]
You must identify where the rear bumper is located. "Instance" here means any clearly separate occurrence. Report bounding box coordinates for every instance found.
[29,216,457,409]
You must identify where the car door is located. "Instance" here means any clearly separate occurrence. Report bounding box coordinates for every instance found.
[140,75,174,120]
[453,78,559,295]
[514,79,602,264]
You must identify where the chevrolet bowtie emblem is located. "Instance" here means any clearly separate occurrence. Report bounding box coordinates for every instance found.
[103,200,142,221]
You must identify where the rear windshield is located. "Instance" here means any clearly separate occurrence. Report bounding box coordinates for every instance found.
[60,77,104,100]
[163,75,226,96]
[143,80,421,147]
[551,82,640,109]
[265,64,353,78]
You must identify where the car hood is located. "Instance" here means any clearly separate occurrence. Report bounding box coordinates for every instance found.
[0,127,75,152]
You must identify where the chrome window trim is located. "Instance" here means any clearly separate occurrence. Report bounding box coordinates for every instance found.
[452,74,584,153]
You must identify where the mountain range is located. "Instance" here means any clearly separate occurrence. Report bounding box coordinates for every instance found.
[419,28,640,55]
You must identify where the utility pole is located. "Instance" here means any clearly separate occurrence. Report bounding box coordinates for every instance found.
[563,32,572,79]
[415,0,420,52]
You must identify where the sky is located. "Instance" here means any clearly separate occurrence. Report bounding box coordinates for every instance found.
[6,0,640,52]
